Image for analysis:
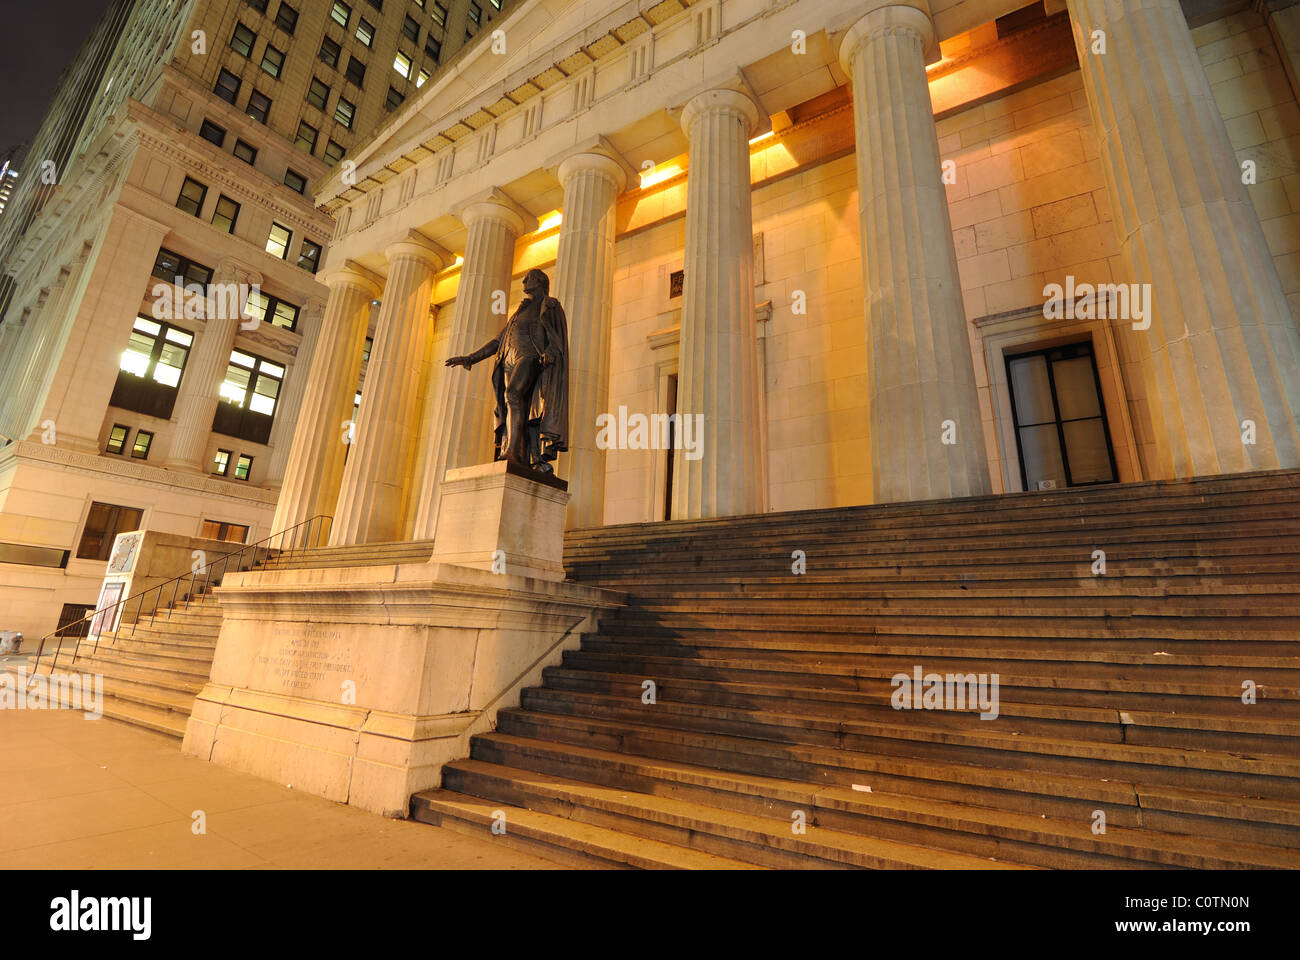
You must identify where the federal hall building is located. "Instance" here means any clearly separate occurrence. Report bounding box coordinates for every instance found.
[3,0,1300,868]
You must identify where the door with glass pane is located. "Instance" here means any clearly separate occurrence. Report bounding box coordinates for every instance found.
[1005,342,1117,490]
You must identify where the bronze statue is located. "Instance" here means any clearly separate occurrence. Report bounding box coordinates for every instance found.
[445,268,569,474]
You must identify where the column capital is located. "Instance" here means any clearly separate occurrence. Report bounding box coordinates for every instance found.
[214,256,263,287]
[455,186,536,235]
[384,230,451,270]
[558,152,628,193]
[680,87,762,139]
[323,259,383,299]
[838,1,936,73]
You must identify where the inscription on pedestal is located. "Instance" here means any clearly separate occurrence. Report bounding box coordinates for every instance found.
[258,623,353,691]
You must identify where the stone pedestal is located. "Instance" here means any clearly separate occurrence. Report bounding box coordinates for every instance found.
[429,460,569,582]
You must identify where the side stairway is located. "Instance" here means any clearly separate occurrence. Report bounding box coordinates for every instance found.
[413,470,1300,869]
[13,539,439,738]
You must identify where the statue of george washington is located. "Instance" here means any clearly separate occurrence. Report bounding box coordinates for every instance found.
[444,267,569,474]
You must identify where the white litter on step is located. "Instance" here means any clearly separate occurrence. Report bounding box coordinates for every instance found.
[851,784,872,793]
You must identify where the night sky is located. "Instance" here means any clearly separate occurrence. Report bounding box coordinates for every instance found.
[0,0,117,161]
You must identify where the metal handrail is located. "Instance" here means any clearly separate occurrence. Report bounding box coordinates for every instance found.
[29,514,333,682]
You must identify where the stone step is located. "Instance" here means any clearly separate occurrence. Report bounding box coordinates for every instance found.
[454,740,1298,868]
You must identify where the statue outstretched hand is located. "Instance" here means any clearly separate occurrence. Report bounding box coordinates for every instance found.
[445,355,473,369]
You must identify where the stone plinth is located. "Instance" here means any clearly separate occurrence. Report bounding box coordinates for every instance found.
[181,561,620,817]
[428,460,570,582]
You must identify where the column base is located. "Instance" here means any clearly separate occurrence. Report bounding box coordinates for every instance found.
[429,460,570,581]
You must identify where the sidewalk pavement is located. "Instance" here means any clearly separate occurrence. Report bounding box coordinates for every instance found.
[0,705,567,869]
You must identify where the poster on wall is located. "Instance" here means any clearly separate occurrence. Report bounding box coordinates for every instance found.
[90,581,125,637]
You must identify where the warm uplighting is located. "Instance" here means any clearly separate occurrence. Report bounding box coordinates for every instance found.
[536,210,562,232]
[638,161,683,190]
[748,130,775,146]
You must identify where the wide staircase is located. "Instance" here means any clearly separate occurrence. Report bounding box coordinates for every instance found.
[412,470,1300,869]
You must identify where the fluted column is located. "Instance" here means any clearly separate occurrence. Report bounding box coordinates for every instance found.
[554,153,625,529]
[672,88,766,519]
[0,293,45,438]
[411,198,526,538]
[265,295,327,486]
[165,259,262,471]
[840,1,991,503]
[7,262,78,442]
[331,234,447,545]
[271,264,379,533]
[1066,0,1300,474]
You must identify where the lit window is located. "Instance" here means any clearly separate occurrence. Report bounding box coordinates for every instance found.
[307,77,330,110]
[105,424,129,455]
[130,430,154,460]
[112,317,193,419]
[77,503,145,562]
[330,1,351,27]
[274,2,298,33]
[323,140,345,166]
[266,222,293,259]
[200,520,250,543]
[216,351,283,445]
[431,2,447,27]
[212,195,241,234]
[247,89,272,123]
[230,22,256,58]
[199,119,226,146]
[295,120,318,153]
[284,168,308,194]
[213,449,232,476]
[234,455,254,481]
[468,2,481,25]
[319,36,341,68]
[355,17,375,47]
[243,290,300,330]
[393,51,412,79]
[416,68,429,88]
[215,69,241,104]
[176,177,207,217]
[233,139,257,165]
[261,44,285,78]
[335,96,355,128]
[298,239,322,273]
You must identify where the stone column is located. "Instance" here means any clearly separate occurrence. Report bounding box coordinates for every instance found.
[265,294,327,486]
[672,88,766,520]
[1066,0,1300,474]
[411,197,527,539]
[839,0,991,503]
[7,261,79,442]
[271,263,379,535]
[0,293,45,437]
[554,152,625,529]
[164,259,262,472]
[331,233,447,545]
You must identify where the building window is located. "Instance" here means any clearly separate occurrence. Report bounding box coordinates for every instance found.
[234,455,254,481]
[266,222,293,259]
[319,36,341,68]
[284,168,308,194]
[366,0,383,10]
[330,1,351,27]
[431,1,447,27]
[402,14,420,42]
[335,96,355,128]
[199,118,226,146]
[416,68,430,88]
[345,56,366,87]
[386,86,405,111]
[216,351,284,445]
[468,2,481,25]
[274,2,298,33]
[176,176,207,217]
[111,317,194,419]
[233,139,258,165]
[323,140,345,166]
[212,195,241,234]
[355,17,375,47]
[297,239,322,273]
[76,502,145,562]
[245,0,269,12]
[105,424,129,455]
[215,69,241,104]
[424,35,441,62]
[307,77,330,110]
[230,22,256,58]
[261,44,286,78]
[213,449,232,476]
[393,51,412,80]
[362,337,373,362]
[243,289,300,330]
[247,90,272,123]
[200,520,250,543]
[152,247,213,288]
[295,120,318,153]
[130,430,154,460]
